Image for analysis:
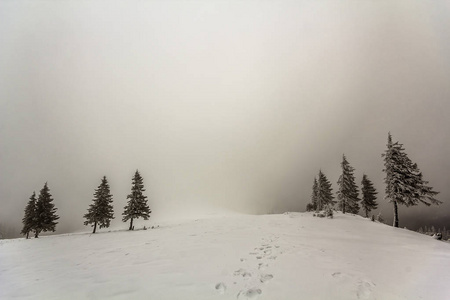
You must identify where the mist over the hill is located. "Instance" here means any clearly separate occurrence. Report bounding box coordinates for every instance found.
[1,0,450,236]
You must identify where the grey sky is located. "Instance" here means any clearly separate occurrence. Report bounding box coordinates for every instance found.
[1,0,450,235]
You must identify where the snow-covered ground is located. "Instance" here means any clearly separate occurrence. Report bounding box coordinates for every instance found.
[1,212,449,300]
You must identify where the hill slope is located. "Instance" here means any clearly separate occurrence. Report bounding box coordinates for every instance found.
[1,212,449,300]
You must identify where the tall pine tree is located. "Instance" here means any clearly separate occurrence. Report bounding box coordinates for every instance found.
[122,170,151,230]
[317,170,335,210]
[84,176,114,233]
[21,192,37,239]
[361,174,378,218]
[337,155,360,214]
[382,133,441,227]
[34,183,59,238]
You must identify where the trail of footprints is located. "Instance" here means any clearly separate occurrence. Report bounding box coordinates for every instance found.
[215,236,281,299]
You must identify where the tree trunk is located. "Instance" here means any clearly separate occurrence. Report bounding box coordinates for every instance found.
[393,200,399,228]
[129,218,134,230]
[26,231,29,239]
[34,230,39,238]
[342,201,346,214]
[93,222,97,234]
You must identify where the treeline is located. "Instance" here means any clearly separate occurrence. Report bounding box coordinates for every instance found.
[20,170,151,239]
[417,226,449,240]
[306,133,441,228]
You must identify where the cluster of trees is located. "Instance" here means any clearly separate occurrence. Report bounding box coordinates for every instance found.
[307,133,441,228]
[21,170,151,238]
[21,183,59,239]
[417,226,449,240]
[306,159,378,218]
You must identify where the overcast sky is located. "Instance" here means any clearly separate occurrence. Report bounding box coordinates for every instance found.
[1,0,450,235]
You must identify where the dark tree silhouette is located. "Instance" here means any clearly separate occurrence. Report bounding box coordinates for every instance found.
[317,170,335,210]
[21,192,37,239]
[308,177,319,211]
[84,176,114,233]
[361,174,378,218]
[34,183,59,238]
[337,155,360,214]
[122,170,151,230]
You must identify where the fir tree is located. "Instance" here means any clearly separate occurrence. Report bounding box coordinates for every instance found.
[382,133,441,228]
[122,170,151,230]
[337,155,360,214]
[317,170,335,211]
[21,192,37,239]
[34,183,59,238]
[310,177,319,210]
[84,176,114,233]
[361,174,378,218]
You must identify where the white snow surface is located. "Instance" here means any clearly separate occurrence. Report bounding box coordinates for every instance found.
[1,212,450,300]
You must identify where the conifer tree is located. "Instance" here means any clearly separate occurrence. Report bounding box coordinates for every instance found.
[122,170,151,230]
[361,174,378,218]
[317,170,335,210]
[382,133,441,228]
[310,177,319,210]
[337,155,360,214]
[21,192,37,239]
[34,183,59,238]
[84,176,114,233]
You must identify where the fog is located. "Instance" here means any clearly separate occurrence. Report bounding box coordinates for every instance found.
[1,0,450,236]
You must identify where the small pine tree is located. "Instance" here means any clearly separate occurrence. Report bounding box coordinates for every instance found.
[418,227,424,234]
[317,170,335,211]
[34,183,59,238]
[309,177,319,210]
[21,192,37,239]
[122,170,151,230]
[337,155,360,214]
[382,133,441,227]
[84,176,115,233]
[361,174,378,218]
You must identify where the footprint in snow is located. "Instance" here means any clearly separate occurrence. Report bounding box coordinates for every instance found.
[237,288,262,299]
[356,280,375,299]
[331,272,342,278]
[215,282,226,294]
[260,274,273,283]
[234,268,251,278]
[258,263,268,270]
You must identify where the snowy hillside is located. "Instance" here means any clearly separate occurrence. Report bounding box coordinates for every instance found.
[1,212,449,300]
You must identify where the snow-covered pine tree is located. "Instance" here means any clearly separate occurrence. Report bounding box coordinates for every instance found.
[337,155,360,214]
[84,176,114,233]
[317,170,335,211]
[382,133,441,228]
[34,183,59,238]
[310,177,319,211]
[20,192,37,239]
[361,174,378,218]
[122,170,151,230]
